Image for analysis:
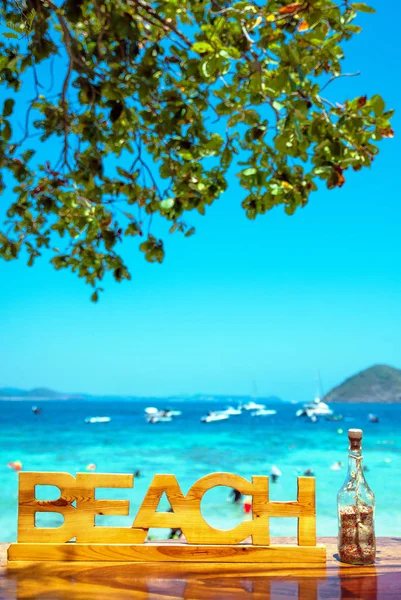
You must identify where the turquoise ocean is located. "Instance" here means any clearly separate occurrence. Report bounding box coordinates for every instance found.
[1,399,400,541]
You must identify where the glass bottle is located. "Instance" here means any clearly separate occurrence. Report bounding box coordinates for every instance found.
[337,428,376,564]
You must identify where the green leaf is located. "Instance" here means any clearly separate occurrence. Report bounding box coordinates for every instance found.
[101,82,120,100]
[243,168,257,176]
[27,9,37,27]
[272,100,284,112]
[179,151,193,160]
[116,166,131,178]
[160,198,175,210]
[3,99,15,117]
[221,147,232,168]
[296,66,305,82]
[3,32,19,39]
[184,227,195,237]
[313,166,333,176]
[350,3,375,12]
[227,114,243,127]
[22,149,35,162]
[370,94,385,117]
[201,61,210,78]
[294,122,303,142]
[125,222,141,236]
[2,120,12,141]
[192,42,214,54]
[221,47,241,59]
[91,290,99,303]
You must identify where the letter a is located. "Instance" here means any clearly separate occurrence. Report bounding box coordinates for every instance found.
[133,474,186,530]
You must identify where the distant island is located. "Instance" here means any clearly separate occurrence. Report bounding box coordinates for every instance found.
[0,388,283,403]
[0,387,86,400]
[3,367,401,402]
[323,364,401,403]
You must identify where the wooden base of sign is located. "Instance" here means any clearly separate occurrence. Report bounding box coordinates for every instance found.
[8,542,326,564]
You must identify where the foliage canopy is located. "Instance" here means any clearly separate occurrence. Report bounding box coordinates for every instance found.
[0,0,394,298]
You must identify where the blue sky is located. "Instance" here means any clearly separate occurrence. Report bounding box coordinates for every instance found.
[1,4,400,400]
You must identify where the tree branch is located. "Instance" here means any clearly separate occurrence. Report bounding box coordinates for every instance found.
[43,0,99,77]
[61,57,73,169]
[32,60,43,94]
[43,0,75,61]
[16,57,41,146]
[317,95,337,109]
[131,138,162,199]
[128,0,192,47]
[241,22,256,45]
[319,71,360,93]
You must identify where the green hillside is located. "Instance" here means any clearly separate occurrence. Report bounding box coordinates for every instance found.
[323,365,401,403]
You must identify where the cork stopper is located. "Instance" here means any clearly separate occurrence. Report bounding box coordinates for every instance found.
[348,428,363,451]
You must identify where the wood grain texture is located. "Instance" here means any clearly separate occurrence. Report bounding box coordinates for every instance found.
[2,539,400,600]
[18,472,77,543]
[16,472,317,548]
[132,474,186,531]
[183,473,269,544]
[250,476,270,546]
[297,477,316,546]
[75,474,144,544]
[8,542,326,563]
[18,472,143,544]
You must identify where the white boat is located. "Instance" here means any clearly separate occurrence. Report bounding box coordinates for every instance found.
[146,415,172,423]
[85,416,111,424]
[243,380,266,411]
[297,372,333,419]
[296,397,333,418]
[222,406,242,416]
[144,407,181,422]
[201,411,229,423]
[164,409,182,417]
[243,400,266,411]
[311,399,332,416]
[251,409,277,417]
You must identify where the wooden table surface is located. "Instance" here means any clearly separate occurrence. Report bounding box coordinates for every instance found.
[1,538,400,599]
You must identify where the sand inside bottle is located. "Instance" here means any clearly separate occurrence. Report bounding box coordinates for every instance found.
[339,504,375,564]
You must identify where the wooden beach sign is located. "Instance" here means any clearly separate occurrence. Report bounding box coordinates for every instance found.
[8,471,325,563]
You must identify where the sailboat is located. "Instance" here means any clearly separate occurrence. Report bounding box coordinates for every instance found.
[295,398,333,418]
[296,372,333,419]
[242,380,266,411]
